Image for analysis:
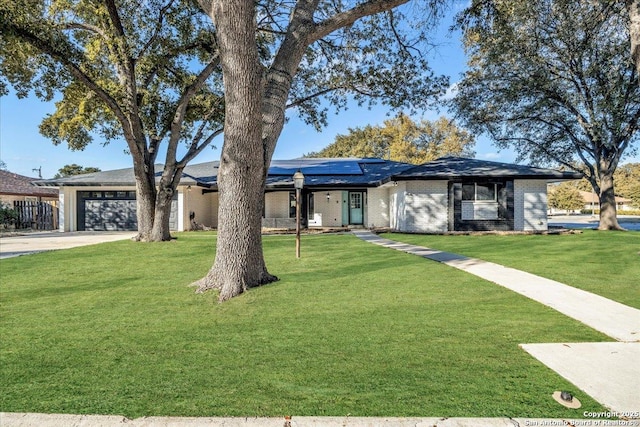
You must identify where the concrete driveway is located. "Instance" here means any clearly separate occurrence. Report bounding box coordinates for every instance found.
[0,231,137,259]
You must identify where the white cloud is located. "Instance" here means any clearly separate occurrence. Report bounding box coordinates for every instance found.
[439,81,460,101]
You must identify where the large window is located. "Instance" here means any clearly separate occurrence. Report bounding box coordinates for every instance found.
[462,183,497,201]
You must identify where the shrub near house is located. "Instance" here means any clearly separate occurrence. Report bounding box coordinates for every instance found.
[0,202,18,229]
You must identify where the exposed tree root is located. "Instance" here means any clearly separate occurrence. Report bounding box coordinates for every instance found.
[597,224,627,231]
[193,272,279,301]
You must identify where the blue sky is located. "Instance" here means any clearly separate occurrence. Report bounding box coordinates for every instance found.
[2,1,515,179]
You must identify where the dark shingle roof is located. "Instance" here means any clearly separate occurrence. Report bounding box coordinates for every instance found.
[392,156,582,181]
[35,158,415,189]
[0,170,59,197]
[33,156,580,189]
[34,162,221,187]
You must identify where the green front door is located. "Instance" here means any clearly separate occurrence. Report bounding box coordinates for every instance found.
[349,192,364,225]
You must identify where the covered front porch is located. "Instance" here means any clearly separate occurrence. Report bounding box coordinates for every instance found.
[262,188,389,229]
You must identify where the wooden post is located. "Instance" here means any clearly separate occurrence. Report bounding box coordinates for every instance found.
[295,187,301,259]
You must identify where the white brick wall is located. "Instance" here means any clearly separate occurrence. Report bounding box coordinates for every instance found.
[393,180,449,233]
[264,190,345,227]
[389,182,406,230]
[264,191,290,218]
[313,191,343,227]
[184,189,217,229]
[514,180,548,231]
[366,187,390,228]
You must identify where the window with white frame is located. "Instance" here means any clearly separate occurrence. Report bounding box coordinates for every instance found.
[461,182,499,220]
[462,183,497,202]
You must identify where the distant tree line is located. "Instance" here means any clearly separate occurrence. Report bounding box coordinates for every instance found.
[53,164,101,179]
[549,163,640,211]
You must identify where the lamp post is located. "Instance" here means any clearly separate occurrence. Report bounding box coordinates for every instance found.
[293,169,305,258]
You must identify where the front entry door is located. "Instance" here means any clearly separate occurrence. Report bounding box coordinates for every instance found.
[349,192,364,225]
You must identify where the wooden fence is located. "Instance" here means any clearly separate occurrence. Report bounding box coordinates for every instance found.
[13,201,58,230]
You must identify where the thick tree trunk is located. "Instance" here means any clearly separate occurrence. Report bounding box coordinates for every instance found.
[149,164,185,242]
[628,0,640,82]
[132,159,157,241]
[193,0,277,301]
[598,171,624,230]
[150,184,174,242]
[195,160,277,301]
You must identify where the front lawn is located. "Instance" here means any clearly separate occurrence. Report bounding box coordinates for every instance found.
[0,233,609,418]
[381,230,640,309]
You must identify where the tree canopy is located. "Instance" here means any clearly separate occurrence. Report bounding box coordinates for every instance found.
[452,0,640,230]
[53,164,101,179]
[307,114,475,164]
[1,0,224,241]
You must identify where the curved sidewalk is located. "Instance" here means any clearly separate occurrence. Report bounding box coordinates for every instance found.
[352,230,640,414]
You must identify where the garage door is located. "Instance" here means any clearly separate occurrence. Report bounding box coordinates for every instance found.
[77,191,178,231]
[78,191,138,231]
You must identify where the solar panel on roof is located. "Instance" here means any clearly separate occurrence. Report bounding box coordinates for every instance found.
[268,159,363,175]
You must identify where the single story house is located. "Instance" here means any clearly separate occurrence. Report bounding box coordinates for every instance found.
[35,156,581,233]
[579,190,636,212]
[0,170,59,205]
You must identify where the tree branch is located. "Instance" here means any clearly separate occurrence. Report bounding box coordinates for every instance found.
[308,0,409,44]
[5,24,128,137]
[286,86,346,108]
[137,0,177,60]
[164,54,221,166]
[60,22,107,38]
[178,127,224,167]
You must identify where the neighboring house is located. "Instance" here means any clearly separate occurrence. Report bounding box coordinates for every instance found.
[0,170,59,205]
[579,190,635,212]
[1,170,59,230]
[35,157,580,233]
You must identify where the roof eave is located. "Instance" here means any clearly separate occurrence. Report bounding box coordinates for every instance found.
[391,173,582,181]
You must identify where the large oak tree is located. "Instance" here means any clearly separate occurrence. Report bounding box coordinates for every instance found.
[1,0,224,241]
[192,0,449,301]
[452,0,640,230]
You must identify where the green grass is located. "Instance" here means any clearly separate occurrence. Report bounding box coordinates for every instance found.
[381,230,640,309]
[0,233,611,418]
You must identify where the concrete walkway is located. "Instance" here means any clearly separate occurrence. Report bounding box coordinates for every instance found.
[352,230,640,342]
[0,231,136,259]
[352,230,640,414]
